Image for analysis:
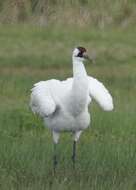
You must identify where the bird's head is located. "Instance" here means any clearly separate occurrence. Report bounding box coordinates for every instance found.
[72,46,94,63]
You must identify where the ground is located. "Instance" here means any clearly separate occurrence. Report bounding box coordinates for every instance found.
[0,25,136,189]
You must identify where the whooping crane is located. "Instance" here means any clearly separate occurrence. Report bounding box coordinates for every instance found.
[30,47,113,170]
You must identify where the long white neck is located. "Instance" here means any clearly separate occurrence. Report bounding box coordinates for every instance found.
[73,58,87,78]
[68,57,89,116]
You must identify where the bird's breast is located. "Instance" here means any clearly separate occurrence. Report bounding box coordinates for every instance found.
[44,108,90,132]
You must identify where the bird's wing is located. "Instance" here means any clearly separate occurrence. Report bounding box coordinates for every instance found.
[30,81,57,117]
[88,76,113,111]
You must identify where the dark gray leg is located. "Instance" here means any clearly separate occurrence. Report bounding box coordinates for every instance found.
[53,143,58,173]
[72,140,76,168]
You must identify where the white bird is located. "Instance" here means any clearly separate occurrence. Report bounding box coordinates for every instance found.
[30,47,113,169]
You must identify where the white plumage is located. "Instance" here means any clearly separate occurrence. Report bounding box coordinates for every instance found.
[30,47,113,144]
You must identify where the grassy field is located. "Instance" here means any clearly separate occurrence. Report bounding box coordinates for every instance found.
[0,24,136,189]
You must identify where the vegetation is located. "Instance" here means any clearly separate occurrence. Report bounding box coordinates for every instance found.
[0,24,136,189]
[0,0,136,27]
[0,0,136,189]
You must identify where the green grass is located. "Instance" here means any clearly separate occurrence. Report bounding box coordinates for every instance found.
[0,24,136,189]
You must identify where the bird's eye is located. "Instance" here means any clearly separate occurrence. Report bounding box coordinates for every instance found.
[77,52,83,57]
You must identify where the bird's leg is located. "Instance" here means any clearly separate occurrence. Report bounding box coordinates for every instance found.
[52,131,60,173]
[72,140,76,168]
[72,131,82,168]
[53,143,58,173]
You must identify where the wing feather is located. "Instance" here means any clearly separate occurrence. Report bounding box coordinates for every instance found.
[30,81,56,117]
[88,76,114,111]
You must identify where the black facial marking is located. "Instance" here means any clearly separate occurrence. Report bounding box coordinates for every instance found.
[77,47,86,57]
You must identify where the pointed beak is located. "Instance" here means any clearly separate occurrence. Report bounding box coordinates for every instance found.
[83,52,95,63]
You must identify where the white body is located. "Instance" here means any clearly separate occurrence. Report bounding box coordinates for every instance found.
[30,49,113,143]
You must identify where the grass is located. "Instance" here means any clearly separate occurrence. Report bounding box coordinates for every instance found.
[0,0,136,27]
[0,24,136,189]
